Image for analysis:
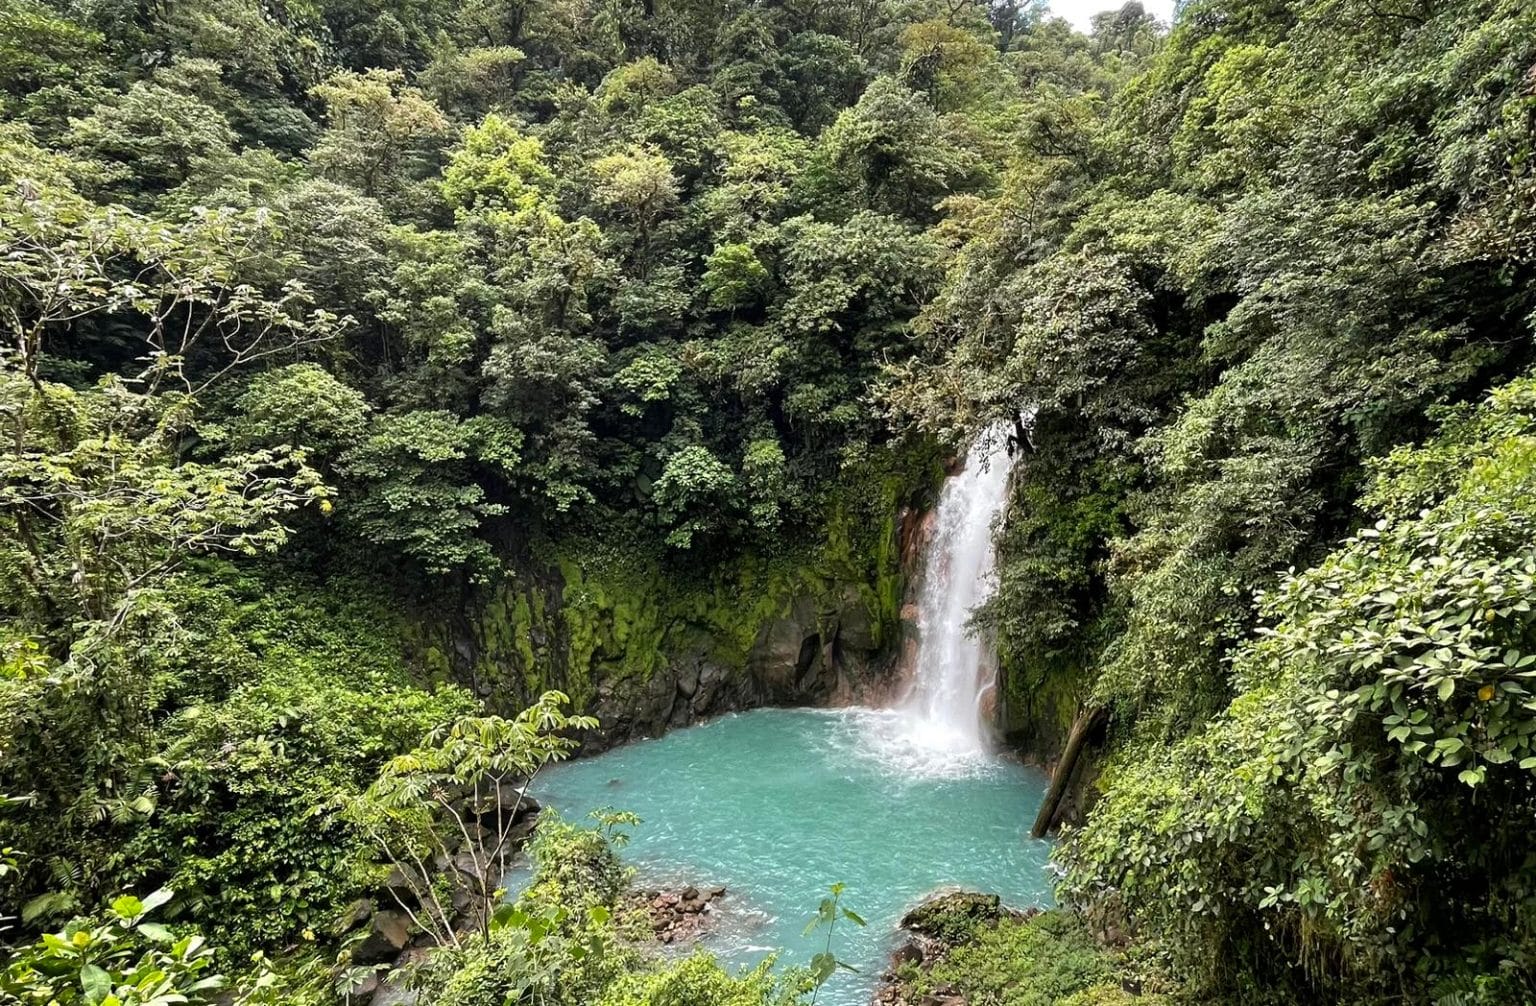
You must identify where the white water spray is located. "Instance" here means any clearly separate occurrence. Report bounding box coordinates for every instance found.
[896,425,1016,757]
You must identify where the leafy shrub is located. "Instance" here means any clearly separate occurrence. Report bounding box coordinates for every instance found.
[904,910,1149,1006]
[0,889,225,1006]
[407,906,636,1006]
[346,692,597,946]
[110,570,476,958]
[227,363,371,461]
[408,814,640,1006]
[598,953,806,1006]
[337,410,522,578]
[520,812,633,916]
[1061,375,1536,1000]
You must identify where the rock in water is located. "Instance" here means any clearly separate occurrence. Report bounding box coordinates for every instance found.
[636,882,728,943]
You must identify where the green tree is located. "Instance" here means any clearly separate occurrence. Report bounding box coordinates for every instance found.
[65,65,238,198]
[652,445,739,550]
[344,692,597,946]
[441,114,554,210]
[1062,375,1536,1000]
[309,69,451,211]
[228,363,371,461]
[336,410,519,578]
[590,145,679,279]
[803,77,977,222]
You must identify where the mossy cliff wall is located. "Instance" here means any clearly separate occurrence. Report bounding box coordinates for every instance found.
[999,656,1087,763]
[411,444,944,748]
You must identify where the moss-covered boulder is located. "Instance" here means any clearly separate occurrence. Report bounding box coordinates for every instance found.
[900,891,1010,945]
[886,908,1178,1006]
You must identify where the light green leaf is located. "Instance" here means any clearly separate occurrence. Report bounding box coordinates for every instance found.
[80,964,111,1005]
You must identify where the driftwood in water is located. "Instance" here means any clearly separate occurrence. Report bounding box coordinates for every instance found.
[1031,705,1107,838]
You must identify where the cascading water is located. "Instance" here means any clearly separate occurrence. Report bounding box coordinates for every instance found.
[893,424,1016,757]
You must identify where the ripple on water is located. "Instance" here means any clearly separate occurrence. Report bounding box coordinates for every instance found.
[523,707,1055,1006]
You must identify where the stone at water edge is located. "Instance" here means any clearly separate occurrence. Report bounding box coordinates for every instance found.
[889,941,924,970]
[920,983,968,1006]
[898,890,1009,941]
[451,851,481,879]
[639,882,728,943]
[875,890,1028,1002]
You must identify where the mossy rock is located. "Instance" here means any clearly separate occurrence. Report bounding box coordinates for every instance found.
[900,891,1008,944]
[899,909,1179,1006]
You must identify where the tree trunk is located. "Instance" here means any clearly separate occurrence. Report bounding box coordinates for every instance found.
[1031,705,1107,839]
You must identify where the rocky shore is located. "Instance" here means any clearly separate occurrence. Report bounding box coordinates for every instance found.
[875,890,1033,1006]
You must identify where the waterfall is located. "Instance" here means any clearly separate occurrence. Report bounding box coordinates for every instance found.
[897,425,1015,756]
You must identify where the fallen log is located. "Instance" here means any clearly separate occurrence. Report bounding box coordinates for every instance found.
[1031,704,1107,839]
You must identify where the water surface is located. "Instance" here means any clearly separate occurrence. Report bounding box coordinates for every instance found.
[527,707,1054,1005]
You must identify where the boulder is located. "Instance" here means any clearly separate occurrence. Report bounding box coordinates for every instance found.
[339,898,374,932]
[691,662,729,714]
[347,971,381,1002]
[749,598,820,697]
[384,866,427,903]
[645,663,680,731]
[504,808,540,847]
[920,984,967,1006]
[889,940,924,970]
[468,785,538,829]
[676,660,701,698]
[796,632,828,691]
[353,910,412,963]
[900,891,1005,944]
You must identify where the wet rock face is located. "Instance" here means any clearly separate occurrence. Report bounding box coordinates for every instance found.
[577,585,900,752]
[425,506,925,752]
[836,585,879,653]
[749,597,820,697]
[586,650,753,751]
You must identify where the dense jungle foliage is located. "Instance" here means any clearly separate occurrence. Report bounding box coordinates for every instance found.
[1,0,1535,1002]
